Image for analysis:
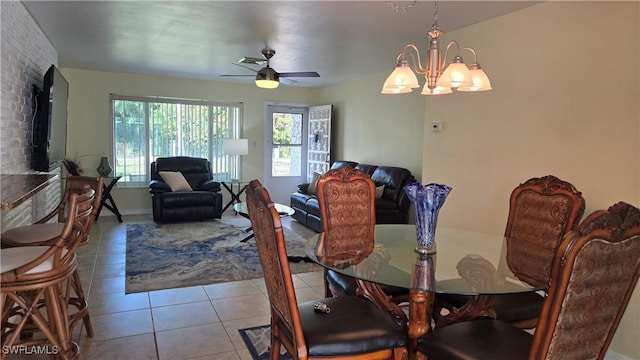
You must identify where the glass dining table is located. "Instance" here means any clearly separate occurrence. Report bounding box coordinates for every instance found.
[304,224,541,359]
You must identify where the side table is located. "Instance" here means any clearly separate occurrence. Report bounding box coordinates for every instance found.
[96,176,123,223]
[221,180,249,213]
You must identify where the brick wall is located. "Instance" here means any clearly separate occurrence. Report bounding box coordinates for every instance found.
[1,1,61,230]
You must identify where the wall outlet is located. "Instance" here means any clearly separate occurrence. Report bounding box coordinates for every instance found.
[432,122,442,132]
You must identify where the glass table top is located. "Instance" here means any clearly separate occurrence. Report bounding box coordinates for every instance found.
[233,202,295,216]
[305,224,541,295]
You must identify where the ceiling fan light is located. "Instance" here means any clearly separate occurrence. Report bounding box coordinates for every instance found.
[255,67,280,89]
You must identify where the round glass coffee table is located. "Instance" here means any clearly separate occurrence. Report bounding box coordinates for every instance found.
[232,202,295,242]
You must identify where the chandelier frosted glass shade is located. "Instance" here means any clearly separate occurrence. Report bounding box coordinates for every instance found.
[255,67,280,89]
[436,58,473,89]
[458,64,492,92]
[380,59,420,94]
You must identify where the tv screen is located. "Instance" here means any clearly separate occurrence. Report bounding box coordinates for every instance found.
[32,64,68,172]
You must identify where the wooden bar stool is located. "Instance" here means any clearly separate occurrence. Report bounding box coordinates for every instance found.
[1,176,103,338]
[1,188,94,359]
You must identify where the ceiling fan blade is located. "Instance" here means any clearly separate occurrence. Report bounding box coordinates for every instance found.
[231,63,259,73]
[238,57,266,65]
[279,77,297,85]
[278,71,320,78]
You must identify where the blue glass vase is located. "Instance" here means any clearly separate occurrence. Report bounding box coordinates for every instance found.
[404,183,453,254]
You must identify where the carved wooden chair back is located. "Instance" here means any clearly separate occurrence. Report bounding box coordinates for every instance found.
[530,201,640,358]
[57,176,104,245]
[504,175,585,288]
[316,166,376,261]
[245,179,306,357]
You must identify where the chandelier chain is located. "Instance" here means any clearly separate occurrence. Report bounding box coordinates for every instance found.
[386,0,417,12]
[432,0,439,30]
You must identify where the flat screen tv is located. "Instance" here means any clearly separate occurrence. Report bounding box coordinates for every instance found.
[32,64,68,172]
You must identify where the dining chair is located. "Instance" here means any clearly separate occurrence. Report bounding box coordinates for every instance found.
[1,188,95,360]
[418,201,640,360]
[1,176,103,337]
[436,175,585,329]
[245,179,407,360]
[316,166,409,303]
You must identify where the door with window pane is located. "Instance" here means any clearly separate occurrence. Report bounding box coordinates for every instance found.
[263,105,307,204]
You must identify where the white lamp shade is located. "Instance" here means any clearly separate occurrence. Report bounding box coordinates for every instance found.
[437,62,473,89]
[223,139,249,156]
[458,69,492,92]
[381,66,420,93]
[421,84,453,95]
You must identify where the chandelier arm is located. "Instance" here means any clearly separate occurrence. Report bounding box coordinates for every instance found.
[401,44,427,74]
[443,41,461,66]
[461,47,478,63]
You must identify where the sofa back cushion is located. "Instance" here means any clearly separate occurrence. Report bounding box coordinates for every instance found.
[354,164,378,177]
[152,157,212,190]
[370,166,414,203]
[330,160,358,170]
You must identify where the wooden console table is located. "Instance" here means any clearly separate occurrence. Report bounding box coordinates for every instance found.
[1,174,58,210]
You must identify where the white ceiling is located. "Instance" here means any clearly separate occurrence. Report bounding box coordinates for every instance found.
[22,1,539,88]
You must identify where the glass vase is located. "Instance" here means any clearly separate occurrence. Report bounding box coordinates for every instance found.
[404,182,453,254]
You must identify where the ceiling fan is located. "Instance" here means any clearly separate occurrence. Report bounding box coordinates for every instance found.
[222,48,320,88]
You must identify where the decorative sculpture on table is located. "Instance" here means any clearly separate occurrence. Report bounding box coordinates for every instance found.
[404,182,452,254]
[96,156,113,177]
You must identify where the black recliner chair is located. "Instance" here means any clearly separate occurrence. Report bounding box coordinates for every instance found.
[149,157,223,222]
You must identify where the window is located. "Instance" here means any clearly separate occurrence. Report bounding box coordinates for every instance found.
[111,95,243,186]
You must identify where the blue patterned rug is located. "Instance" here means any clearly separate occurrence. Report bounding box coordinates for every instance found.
[125,217,319,293]
[239,324,292,360]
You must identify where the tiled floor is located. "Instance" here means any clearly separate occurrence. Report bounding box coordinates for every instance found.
[71,211,324,360]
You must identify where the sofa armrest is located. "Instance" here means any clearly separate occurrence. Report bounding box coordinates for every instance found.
[298,183,310,194]
[198,179,221,192]
[149,180,171,194]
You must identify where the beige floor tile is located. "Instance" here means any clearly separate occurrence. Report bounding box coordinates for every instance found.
[250,277,267,293]
[296,271,325,287]
[295,287,324,303]
[92,261,125,279]
[88,275,125,296]
[203,279,263,300]
[156,323,235,360]
[151,301,220,332]
[89,291,150,316]
[212,294,270,321]
[78,333,157,360]
[235,348,254,360]
[88,309,154,341]
[148,286,209,307]
[191,350,240,360]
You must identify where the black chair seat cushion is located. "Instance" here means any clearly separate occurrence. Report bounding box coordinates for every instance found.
[159,191,219,208]
[417,319,532,360]
[437,279,544,322]
[327,269,409,298]
[299,296,406,357]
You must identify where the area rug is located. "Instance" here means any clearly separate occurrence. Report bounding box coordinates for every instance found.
[239,324,291,360]
[125,217,319,293]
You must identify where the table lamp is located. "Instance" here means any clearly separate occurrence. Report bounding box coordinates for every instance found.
[223,138,249,181]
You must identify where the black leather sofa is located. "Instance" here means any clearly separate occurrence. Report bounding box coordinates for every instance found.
[149,157,223,222]
[290,160,416,232]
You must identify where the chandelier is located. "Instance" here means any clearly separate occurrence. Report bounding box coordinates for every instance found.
[381,0,492,95]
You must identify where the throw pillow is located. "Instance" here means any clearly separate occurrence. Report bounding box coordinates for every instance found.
[375,185,384,199]
[159,171,193,192]
[307,171,323,195]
